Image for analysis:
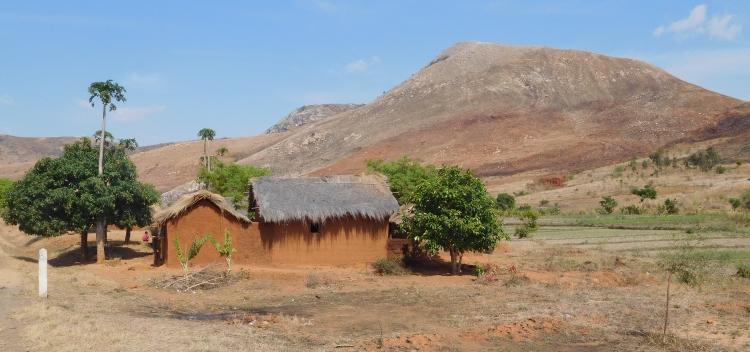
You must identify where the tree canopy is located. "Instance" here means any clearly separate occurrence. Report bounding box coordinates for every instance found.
[686,147,722,172]
[401,165,507,274]
[366,156,436,204]
[2,138,158,261]
[197,160,271,211]
[0,178,14,209]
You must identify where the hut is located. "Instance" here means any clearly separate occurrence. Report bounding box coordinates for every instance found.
[249,175,400,265]
[152,190,269,268]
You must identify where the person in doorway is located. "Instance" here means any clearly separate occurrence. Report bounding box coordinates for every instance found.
[142,231,149,242]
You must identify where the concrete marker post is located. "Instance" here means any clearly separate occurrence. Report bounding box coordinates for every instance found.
[39,248,47,298]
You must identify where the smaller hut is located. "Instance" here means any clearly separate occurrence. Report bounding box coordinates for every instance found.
[152,190,268,268]
[249,175,400,265]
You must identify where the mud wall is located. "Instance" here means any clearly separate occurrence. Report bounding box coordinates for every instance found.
[163,199,269,269]
[259,216,388,266]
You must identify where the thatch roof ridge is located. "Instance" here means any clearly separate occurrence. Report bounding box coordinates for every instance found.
[153,190,250,227]
[250,175,400,223]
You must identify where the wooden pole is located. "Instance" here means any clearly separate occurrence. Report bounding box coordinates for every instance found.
[39,248,47,298]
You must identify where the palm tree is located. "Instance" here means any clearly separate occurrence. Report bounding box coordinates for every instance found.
[88,80,126,175]
[92,130,115,149]
[216,147,230,164]
[118,138,138,151]
[88,80,126,264]
[198,128,216,171]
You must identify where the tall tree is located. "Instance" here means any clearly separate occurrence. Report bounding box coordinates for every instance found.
[117,138,138,151]
[216,147,230,163]
[2,138,157,262]
[198,128,216,171]
[89,80,126,263]
[197,160,271,211]
[402,165,508,275]
[92,130,115,148]
[366,156,436,204]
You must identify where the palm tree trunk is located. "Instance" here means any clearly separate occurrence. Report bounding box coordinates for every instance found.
[96,218,106,264]
[81,231,89,262]
[207,138,211,171]
[98,104,107,175]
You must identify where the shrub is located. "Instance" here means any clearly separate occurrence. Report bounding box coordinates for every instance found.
[599,196,618,214]
[664,198,679,215]
[641,159,650,169]
[515,208,540,238]
[737,161,743,166]
[496,193,516,212]
[621,205,641,215]
[736,262,750,279]
[632,184,657,202]
[539,199,549,206]
[729,198,741,209]
[372,257,411,276]
[715,165,726,174]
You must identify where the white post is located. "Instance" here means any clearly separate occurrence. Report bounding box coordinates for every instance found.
[39,248,47,298]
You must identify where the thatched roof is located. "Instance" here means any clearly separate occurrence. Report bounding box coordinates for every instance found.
[152,190,250,227]
[250,175,400,223]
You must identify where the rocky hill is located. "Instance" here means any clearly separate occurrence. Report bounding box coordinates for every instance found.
[238,41,744,177]
[264,104,364,134]
[0,135,81,166]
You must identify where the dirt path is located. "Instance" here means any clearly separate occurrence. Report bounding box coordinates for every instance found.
[0,234,33,351]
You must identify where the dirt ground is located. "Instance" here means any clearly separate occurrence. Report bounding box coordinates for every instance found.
[1,218,749,352]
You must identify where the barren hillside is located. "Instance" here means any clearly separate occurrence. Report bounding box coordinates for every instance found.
[0,135,80,166]
[264,104,364,134]
[238,41,743,177]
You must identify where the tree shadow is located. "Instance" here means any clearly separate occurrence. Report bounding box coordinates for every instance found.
[401,244,476,276]
[24,236,45,246]
[48,244,152,267]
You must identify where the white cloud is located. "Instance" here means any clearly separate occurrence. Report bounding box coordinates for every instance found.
[708,15,742,40]
[0,94,12,105]
[654,4,742,41]
[345,56,381,73]
[76,99,93,109]
[128,72,161,86]
[111,105,166,122]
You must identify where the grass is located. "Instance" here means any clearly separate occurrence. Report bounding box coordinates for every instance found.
[371,257,411,276]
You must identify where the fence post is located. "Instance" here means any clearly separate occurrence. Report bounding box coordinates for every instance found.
[39,248,48,298]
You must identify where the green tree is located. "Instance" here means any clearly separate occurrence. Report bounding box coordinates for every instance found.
[117,138,138,151]
[2,138,157,262]
[632,184,657,202]
[174,234,212,280]
[495,193,516,212]
[366,156,436,204]
[0,178,14,209]
[664,198,679,215]
[215,147,230,163]
[515,208,540,238]
[401,166,507,275]
[686,146,722,172]
[89,80,127,263]
[599,196,618,214]
[649,150,664,170]
[197,161,271,211]
[198,128,217,171]
[92,130,115,148]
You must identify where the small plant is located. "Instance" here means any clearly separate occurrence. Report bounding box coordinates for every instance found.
[599,196,618,214]
[737,161,743,166]
[664,198,679,215]
[715,165,726,174]
[729,198,741,210]
[621,205,641,215]
[736,262,750,279]
[515,208,540,238]
[632,184,657,202]
[174,233,212,280]
[208,229,237,274]
[372,257,411,276]
[305,270,320,288]
[475,263,500,284]
[474,263,486,278]
[539,199,549,207]
[104,257,122,267]
[630,157,638,172]
[641,159,650,169]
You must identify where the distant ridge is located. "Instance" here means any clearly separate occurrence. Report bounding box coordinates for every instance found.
[264,104,364,134]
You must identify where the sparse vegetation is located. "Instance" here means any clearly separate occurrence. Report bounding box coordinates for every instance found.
[599,196,617,214]
[632,184,657,202]
[372,257,410,276]
[686,146,722,172]
[515,208,540,238]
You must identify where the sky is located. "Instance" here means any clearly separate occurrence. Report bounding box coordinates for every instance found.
[0,1,748,145]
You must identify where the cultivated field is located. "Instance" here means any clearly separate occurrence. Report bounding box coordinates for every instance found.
[1,209,749,351]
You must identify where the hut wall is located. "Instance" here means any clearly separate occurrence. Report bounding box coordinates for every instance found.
[162,199,269,269]
[260,216,388,265]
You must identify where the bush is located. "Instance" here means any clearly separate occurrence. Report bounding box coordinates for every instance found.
[715,165,726,174]
[372,257,410,276]
[664,198,679,215]
[729,198,742,210]
[515,208,540,238]
[736,262,750,279]
[632,184,657,202]
[539,199,549,206]
[496,193,515,212]
[599,196,618,214]
[621,205,642,215]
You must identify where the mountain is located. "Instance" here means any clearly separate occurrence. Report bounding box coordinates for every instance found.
[237,41,743,177]
[264,104,365,134]
[0,135,81,165]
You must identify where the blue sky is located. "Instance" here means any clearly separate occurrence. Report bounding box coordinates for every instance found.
[0,1,747,145]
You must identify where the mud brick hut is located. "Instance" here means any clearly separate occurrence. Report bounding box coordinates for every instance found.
[152,190,270,268]
[248,175,400,265]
